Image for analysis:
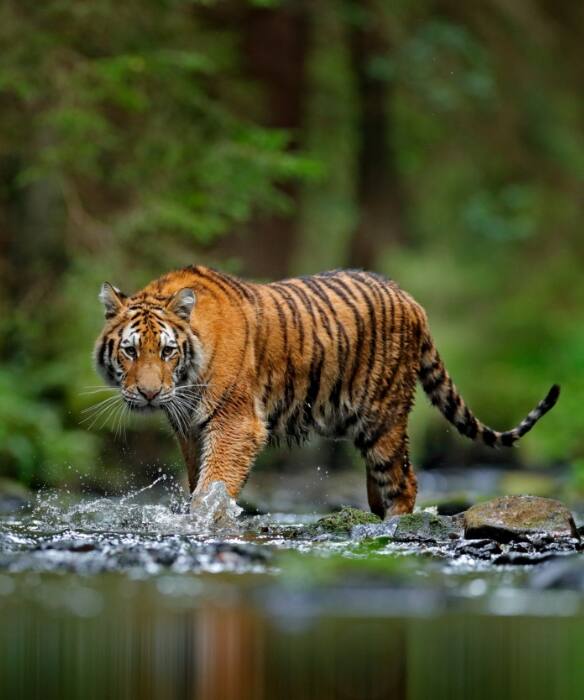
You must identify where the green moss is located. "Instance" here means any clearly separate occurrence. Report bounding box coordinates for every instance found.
[311,507,381,535]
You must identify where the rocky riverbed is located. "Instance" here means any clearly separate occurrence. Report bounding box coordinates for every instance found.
[0,484,582,591]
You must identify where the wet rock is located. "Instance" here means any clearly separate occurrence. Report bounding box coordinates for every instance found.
[352,511,462,543]
[36,538,96,553]
[463,496,578,543]
[210,542,270,565]
[150,548,179,567]
[311,507,380,535]
[524,534,582,553]
[493,551,558,566]
[454,540,502,560]
[392,512,462,541]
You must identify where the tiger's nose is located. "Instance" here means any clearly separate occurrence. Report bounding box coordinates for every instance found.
[138,387,161,401]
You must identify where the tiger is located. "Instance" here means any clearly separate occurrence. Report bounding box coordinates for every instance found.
[94,266,559,517]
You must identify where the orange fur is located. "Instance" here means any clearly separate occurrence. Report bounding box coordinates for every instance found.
[94,267,559,517]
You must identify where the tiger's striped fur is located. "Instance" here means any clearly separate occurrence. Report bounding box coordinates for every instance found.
[94,266,559,517]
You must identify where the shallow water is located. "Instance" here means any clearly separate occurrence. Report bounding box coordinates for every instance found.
[1,479,583,699]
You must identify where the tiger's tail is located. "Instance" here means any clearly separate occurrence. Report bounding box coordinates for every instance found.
[418,332,560,447]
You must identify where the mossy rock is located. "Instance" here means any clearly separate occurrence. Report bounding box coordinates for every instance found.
[311,507,381,535]
[392,512,461,541]
[463,495,578,543]
[351,510,462,542]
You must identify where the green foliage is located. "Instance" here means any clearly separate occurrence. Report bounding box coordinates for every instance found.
[0,0,582,487]
[0,369,96,486]
[0,2,318,243]
[571,461,584,497]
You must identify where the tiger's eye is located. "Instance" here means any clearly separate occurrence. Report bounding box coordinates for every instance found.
[161,346,175,360]
[124,346,137,359]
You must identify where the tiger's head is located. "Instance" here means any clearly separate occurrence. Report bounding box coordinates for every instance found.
[94,282,202,417]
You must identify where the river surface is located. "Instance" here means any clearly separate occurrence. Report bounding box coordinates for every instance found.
[1,474,583,699]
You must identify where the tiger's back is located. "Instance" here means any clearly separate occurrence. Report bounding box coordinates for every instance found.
[251,270,424,447]
[95,265,559,517]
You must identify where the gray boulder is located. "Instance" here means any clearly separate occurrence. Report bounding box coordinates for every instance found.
[463,495,578,543]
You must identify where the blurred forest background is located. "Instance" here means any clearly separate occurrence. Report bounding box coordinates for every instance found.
[0,0,583,492]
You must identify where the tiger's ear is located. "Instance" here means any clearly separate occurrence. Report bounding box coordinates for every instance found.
[167,288,196,321]
[99,282,127,319]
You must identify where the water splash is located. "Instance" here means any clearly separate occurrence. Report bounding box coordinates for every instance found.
[24,478,242,536]
[190,482,243,529]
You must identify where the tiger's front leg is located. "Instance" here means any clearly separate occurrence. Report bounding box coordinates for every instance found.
[177,433,201,494]
[191,404,268,505]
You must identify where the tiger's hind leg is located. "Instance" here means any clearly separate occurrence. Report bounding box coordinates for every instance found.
[356,421,418,519]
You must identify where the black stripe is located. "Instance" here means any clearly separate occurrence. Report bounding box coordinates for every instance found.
[423,369,447,395]
[320,276,365,402]
[299,278,341,362]
[366,432,407,469]
[442,388,459,423]
[102,338,116,382]
[356,272,389,403]
[302,329,325,425]
[271,284,304,351]
[461,407,479,439]
[254,291,268,369]
[267,360,297,434]
[97,340,107,367]
[265,290,292,433]
[351,276,378,413]
[419,360,441,380]
[193,267,241,304]
[208,268,255,303]
[482,428,497,446]
[421,338,433,355]
[373,287,396,402]
[377,291,406,403]
[355,420,386,454]
[285,281,328,343]
[301,277,350,407]
[268,290,289,352]
[283,358,297,417]
[319,272,360,303]
[261,365,274,407]
[339,412,359,433]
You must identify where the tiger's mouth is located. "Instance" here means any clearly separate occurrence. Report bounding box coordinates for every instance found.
[121,388,167,411]
[116,384,202,437]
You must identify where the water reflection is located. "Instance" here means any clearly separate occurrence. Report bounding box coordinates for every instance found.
[1,574,583,699]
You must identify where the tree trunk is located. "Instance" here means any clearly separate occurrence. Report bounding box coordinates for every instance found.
[212,4,309,279]
[348,4,407,269]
